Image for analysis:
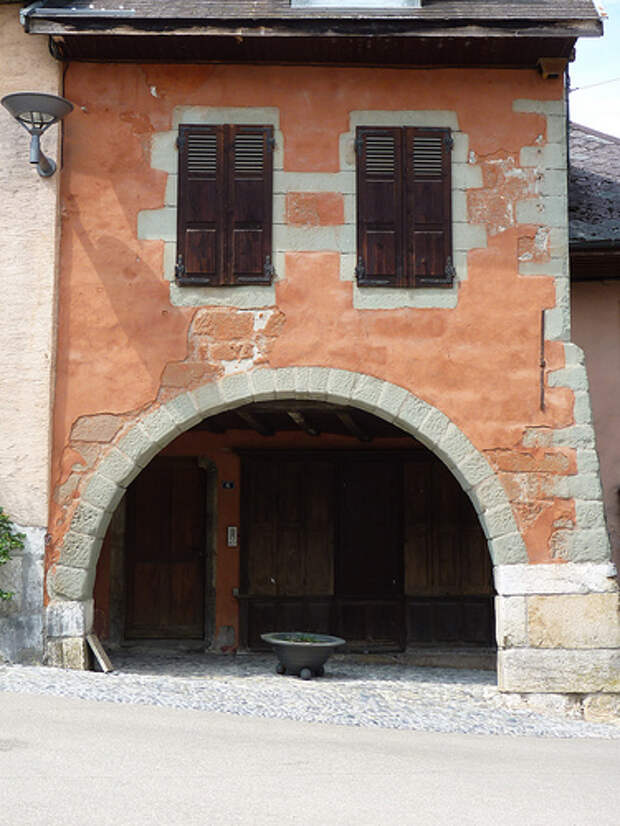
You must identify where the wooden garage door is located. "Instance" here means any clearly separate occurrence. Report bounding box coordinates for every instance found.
[241,450,493,650]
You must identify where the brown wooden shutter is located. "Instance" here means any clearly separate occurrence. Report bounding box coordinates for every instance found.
[356,127,403,287]
[405,127,454,287]
[176,124,225,285]
[227,125,274,285]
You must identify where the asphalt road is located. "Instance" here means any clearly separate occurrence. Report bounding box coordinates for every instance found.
[1,691,619,825]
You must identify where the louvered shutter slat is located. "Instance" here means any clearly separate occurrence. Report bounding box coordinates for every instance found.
[356,127,403,287]
[176,124,224,285]
[406,127,453,287]
[228,125,273,285]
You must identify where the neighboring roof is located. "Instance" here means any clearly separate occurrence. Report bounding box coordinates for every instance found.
[569,123,620,247]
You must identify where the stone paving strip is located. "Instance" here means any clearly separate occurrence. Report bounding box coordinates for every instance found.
[1,652,618,739]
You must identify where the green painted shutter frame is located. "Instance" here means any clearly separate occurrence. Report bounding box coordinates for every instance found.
[356,126,453,288]
[176,124,274,286]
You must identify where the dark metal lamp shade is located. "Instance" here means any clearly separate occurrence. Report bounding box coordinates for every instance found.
[1,92,74,177]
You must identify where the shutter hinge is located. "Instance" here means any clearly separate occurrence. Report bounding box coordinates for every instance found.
[267,135,276,151]
[445,257,456,280]
[354,134,363,154]
[175,133,186,151]
[264,255,275,279]
[444,133,454,151]
[175,254,186,279]
[355,256,366,280]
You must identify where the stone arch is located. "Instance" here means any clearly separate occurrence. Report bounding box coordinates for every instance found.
[48,367,526,608]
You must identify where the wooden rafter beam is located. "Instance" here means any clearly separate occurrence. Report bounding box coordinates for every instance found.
[287,410,320,437]
[337,410,372,442]
[236,409,274,437]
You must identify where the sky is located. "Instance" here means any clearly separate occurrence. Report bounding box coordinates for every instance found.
[569,0,620,136]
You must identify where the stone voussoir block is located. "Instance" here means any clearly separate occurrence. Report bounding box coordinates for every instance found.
[189,381,227,417]
[304,367,331,401]
[456,451,494,493]
[140,405,181,446]
[498,648,620,694]
[116,424,158,468]
[249,368,278,401]
[49,565,96,602]
[392,394,432,436]
[82,473,125,514]
[414,408,452,450]
[220,372,254,405]
[527,593,620,649]
[273,367,299,398]
[489,532,528,565]
[163,393,202,429]
[437,424,476,472]
[471,474,510,516]
[350,375,388,414]
[484,505,518,540]
[59,531,102,570]
[98,447,139,488]
[69,501,107,539]
[325,369,359,405]
[377,383,410,422]
[293,366,316,398]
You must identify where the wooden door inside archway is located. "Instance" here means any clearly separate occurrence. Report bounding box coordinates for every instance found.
[240,450,493,651]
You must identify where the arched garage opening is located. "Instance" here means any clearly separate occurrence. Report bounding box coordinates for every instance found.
[94,399,495,654]
[51,369,527,665]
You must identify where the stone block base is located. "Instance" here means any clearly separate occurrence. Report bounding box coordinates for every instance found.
[45,637,90,670]
[498,648,620,693]
[583,693,620,724]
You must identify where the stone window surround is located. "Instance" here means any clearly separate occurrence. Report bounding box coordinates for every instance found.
[138,105,485,310]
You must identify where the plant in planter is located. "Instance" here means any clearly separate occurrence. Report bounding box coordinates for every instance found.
[0,507,24,601]
[261,631,346,680]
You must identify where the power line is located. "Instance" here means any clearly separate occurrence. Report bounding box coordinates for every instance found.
[570,76,620,92]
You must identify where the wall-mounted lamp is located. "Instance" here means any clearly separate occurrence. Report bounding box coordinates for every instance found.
[1,92,73,177]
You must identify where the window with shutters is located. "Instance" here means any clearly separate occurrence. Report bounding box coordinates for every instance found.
[175,124,274,286]
[356,126,455,288]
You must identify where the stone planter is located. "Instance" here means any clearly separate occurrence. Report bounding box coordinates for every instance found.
[261,632,346,680]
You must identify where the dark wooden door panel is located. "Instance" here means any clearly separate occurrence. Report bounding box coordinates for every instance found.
[125,458,206,639]
[337,458,402,597]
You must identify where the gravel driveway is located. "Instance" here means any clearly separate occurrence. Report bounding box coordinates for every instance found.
[1,651,618,739]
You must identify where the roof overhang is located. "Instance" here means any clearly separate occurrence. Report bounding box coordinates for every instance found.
[19,2,603,66]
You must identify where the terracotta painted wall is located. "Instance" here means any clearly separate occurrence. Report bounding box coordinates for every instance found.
[50,63,576,582]
[572,280,620,570]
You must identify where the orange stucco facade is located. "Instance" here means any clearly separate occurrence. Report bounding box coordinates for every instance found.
[47,61,606,653]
